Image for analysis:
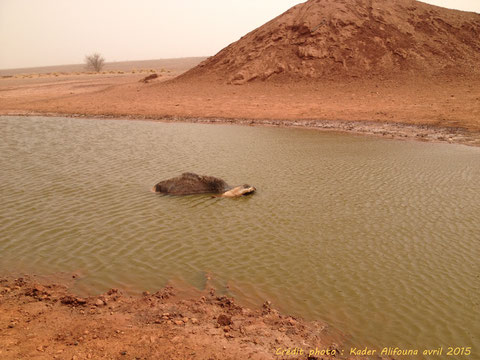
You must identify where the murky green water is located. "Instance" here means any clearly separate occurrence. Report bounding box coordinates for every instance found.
[1,116,479,356]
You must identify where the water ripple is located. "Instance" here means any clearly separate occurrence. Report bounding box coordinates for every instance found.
[0,116,479,355]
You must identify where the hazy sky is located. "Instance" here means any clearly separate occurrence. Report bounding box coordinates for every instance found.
[1,0,479,70]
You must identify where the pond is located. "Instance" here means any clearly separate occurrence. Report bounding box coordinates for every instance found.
[1,116,479,355]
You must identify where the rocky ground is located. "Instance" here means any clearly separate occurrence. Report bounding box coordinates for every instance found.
[0,275,377,360]
[181,0,480,83]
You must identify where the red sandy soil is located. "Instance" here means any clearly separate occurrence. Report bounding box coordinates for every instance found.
[1,73,479,146]
[0,275,370,360]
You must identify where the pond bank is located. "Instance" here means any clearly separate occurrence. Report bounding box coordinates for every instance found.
[0,274,361,360]
[4,112,480,147]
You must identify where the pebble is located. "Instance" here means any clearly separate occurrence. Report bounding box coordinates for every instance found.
[191,317,199,325]
[33,285,45,292]
[217,314,232,326]
[95,299,104,306]
[174,320,184,326]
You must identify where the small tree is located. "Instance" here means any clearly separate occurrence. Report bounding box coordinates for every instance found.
[85,53,105,72]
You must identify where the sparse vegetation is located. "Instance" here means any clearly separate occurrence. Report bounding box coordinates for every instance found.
[84,53,105,72]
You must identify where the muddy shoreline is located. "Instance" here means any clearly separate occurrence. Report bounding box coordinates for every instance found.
[3,111,480,147]
[0,274,377,360]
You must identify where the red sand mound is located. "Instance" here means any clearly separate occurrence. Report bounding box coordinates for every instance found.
[179,0,480,84]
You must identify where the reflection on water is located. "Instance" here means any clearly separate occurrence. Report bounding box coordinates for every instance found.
[0,116,479,354]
